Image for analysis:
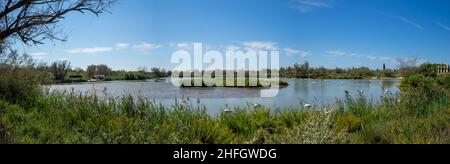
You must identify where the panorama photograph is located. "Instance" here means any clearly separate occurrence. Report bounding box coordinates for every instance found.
[0,0,449,145]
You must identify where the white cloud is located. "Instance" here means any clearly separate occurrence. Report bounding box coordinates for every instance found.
[242,41,278,51]
[284,48,311,57]
[226,45,242,51]
[66,42,162,54]
[380,56,393,60]
[365,55,377,60]
[133,42,163,50]
[67,47,113,54]
[437,22,450,32]
[398,16,423,30]
[170,42,203,50]
[326,50,391,61]
[291,0,333,13]
[326,50,347,57]
[116,43,130,49]
[29,52,48,60]
[378,11,423,30]
[177,43,191,49]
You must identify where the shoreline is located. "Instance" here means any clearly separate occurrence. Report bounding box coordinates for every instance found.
[54,77,402,85]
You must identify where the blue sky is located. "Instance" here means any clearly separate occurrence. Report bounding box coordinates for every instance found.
[15,0,450,70]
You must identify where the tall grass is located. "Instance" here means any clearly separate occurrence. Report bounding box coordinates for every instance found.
[1,83,448,144]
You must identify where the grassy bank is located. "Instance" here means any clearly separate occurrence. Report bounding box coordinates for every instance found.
[1,53,449,144]
[0,83,448,144]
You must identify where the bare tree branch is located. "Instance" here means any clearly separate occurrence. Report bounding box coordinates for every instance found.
[0,0,116,46]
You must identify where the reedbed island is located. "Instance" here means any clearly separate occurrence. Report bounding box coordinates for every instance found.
[176,78,289,88]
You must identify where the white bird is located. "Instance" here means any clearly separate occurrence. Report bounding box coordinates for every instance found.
[224,108,233,113]
[304,104,312,108]
[253,103,262,108]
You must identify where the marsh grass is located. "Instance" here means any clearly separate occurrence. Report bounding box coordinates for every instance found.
[0,83,449,144]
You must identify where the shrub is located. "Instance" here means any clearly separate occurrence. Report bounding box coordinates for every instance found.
[335,113,362,133]
[0,51,52,106]
[405,74,425,88]
[0,100,26,144]
[265,109,349,144]
[437,76,450,89]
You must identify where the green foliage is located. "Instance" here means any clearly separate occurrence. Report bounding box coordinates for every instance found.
[0,51,52,106]
[265,110,349,144]
[0,53,449,144]
[50,60,71,82]
[110,71,149,81]
[0,82,448,144]
[280,62,382,79]
[402,74,425,88]
[87,64,112,79]
[437,76,450,89]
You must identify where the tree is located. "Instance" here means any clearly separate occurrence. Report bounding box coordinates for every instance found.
[137,66,148,73]
[300,61,310,78]
[397,58,422,77]
[86,65,97,78]
[151,67,167,78]
[382,69,395,78]
[0,0,116,46]
[50,60,71,81]
[86,64,111,78]
[96,64,112,76]
[0,50,52,104]
[74,67,84,75]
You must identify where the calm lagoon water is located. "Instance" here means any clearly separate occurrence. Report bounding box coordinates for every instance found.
[49,79,400,114]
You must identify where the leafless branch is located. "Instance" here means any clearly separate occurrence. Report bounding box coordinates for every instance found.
[0,0,116,46]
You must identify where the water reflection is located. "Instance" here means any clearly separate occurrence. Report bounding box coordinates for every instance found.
[49,79,400,114]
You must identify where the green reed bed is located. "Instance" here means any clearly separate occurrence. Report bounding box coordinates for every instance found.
[1,82,448,144]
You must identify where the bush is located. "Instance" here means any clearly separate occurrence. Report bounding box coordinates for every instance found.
[265,110,349,144]
[437,76,450,89]
[0,51,52,106]
[335,113,362,133]
[0,100,26,144]
[404,74,425,88]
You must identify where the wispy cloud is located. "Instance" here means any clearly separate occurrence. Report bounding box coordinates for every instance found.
[133,42,163,50]
[242,41,279,51]
[379,56,393,61]
[169,42,196,50]
[176,43,191,49]
[116,43,130,50]
[326,50,392,61]
[398,16,423,30]
[67,47,114,54]
[29,52,49,60]
[284,48,311,57]
[226,45,242,51]
[67,42,163,54]
[326,50,347,57]
[437,22,450,32]
[378,11,423,30]
[291,0,334,13]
